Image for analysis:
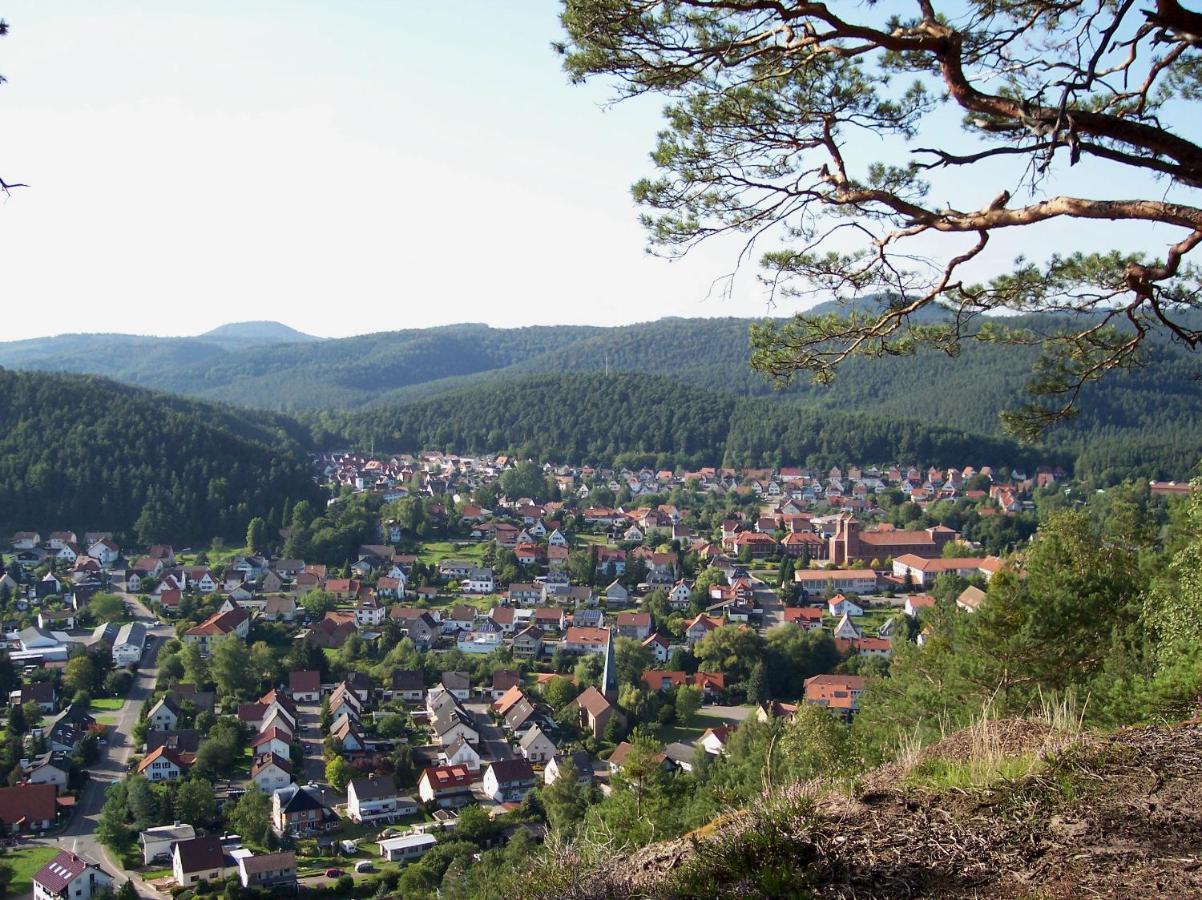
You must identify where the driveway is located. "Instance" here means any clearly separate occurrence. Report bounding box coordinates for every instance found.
[464,702,513,762]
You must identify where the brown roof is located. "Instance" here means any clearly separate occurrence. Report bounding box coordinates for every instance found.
[174,835,225,875]
[289,670,321,693]
[0,783,56,826]
[33,851,92,894]
[571,686,613,718]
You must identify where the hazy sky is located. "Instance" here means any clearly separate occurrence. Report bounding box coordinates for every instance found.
[0,3,1189,340]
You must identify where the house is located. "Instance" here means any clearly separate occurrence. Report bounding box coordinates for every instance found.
[0,783,57,832]
[904,594,937,617]
[668,580,692,609]
[112,622,147,666]
[482,758,537,803]
[306,615,357,650]
[347,774,416,823]
[464,568,495,594]
[828,595,865,617]
[803,674,866,722]
[532,607,566,632]
[390,669,425,703]
[417,764,475,808]
[432,705,479,749]
[664,742,698,773]
[615,611,652,640]
[512,626,543,660]
[442,735,482,772]
[684,614,723,646]
[37,609,75,632]
[608,740,671,773]
[544,751,593,787]
[355,593,386,627]
[832,613,862,640]
[182,607,250,656]
[439,671,472,700]
[139,823,196,865]
[137,745,190,782]
[518,725,557,764]
[490,669,521,700]
[379,833,438,863]
[604,580,629,607]
[566,686,624,740]
[404,612,441,651]
[272,784,339,836]
[699,724,736,756]
[172,836,233,887]
[262,594,298,622]
[641,631,673,664]
[87,539,120,568]
[48,704,95,753]
[783,607,824,631]
[562,626,610,654]
[957,585,986,612]
[145,730,202,760]
[251,754,293,793]
[26,752,71,790]
[237,851,297,891]
[146,697,181,731]
[251,725,293,764]
[13,681,57,713]
[32,851,111,900]
[288,670,321,703]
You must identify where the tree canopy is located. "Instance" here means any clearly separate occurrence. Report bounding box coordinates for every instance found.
[559,1,1202,437]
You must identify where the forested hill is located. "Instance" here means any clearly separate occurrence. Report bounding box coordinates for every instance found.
[323,373,1053,474]
[2,316,1199,480]
[0,369,321,544]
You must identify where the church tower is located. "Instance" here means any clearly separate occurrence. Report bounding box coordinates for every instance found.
[601,625,619,703]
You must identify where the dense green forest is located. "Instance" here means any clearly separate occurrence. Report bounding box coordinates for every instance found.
[0,369,320,543]
[323,373,1053,473]
[2,310,1199,483]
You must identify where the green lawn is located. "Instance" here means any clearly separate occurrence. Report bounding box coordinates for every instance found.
[89,697,125,711]
[2,846,60,896]
[658,724,705,745]
[141,867,172,881]
[415,541,488,566]
[95,715,119,726]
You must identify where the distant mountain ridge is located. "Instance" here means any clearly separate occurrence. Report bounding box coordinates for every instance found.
[198,320,321,346]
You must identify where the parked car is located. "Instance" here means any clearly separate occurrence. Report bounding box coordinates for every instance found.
[354,861,375,873]
[324,868,343,878]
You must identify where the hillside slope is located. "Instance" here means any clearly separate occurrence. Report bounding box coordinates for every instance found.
[328,373,1050,472]
[538,720,1202,898]
[0,369,320,543]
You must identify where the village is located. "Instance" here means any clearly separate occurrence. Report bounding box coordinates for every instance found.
[2,450,1179,899]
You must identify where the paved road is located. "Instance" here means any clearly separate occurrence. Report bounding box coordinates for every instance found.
[756,583,785,632]
[465,702,513,763]
[24,593,174,899]
[297,702,326,782]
